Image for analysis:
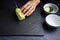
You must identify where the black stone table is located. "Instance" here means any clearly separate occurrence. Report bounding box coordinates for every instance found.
[0,0,60,40]
[0,0,44,35]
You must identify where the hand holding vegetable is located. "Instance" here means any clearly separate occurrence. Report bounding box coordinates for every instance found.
[20,0,40,16]
[15,0,40,21]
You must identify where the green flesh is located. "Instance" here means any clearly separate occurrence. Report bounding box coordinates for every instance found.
[16,8,25,20]
[45,6,53,13]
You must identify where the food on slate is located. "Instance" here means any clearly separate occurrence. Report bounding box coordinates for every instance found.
[15,8,25,20]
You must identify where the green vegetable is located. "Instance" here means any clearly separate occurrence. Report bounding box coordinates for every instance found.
[45,6,51,12]
[15,8,25,20]
[45,6,53,13]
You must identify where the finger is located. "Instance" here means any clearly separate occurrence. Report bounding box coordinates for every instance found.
[23,5,31,14]
[20,7,24,11]
[27,8,35,16]
[20,2,30,12]
[24,7,33,16]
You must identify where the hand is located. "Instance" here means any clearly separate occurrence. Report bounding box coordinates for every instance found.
[20,0,40,16]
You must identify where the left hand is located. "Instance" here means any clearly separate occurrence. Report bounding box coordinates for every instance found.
[20,0,40,16]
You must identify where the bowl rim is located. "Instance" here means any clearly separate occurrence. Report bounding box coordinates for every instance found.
[43,3,59,13]
[45,14,60,27]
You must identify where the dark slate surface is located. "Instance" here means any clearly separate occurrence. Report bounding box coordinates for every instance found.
[0,36,47,40]
[0,0,44,35]
[0,0,60,40]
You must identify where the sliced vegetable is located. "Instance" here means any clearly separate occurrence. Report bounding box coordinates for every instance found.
[15,8,25,20]
[45,6,51,12]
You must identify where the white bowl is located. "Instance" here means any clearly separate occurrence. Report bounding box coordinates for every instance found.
[43,3,59,14]
[45,14,60,27]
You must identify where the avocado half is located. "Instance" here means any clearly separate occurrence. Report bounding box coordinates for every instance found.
[15,8,25,20]
[45,6,53,13]
[45,6,51,12]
